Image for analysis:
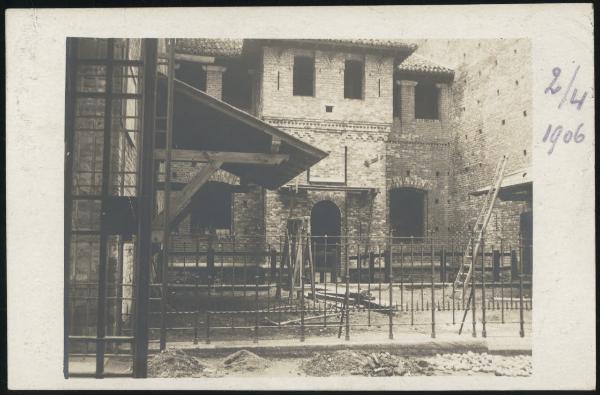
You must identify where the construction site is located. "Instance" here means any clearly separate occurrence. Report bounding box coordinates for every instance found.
[64,38,533,378]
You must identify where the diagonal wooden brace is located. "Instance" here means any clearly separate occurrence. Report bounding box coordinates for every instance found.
[152,160,223,242]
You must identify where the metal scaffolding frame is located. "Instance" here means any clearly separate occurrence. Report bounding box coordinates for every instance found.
[64,38,159,378]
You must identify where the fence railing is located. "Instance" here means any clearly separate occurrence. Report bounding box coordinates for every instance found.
[137,233,532,347]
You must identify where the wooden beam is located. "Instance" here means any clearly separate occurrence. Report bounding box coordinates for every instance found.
[153,161,223,232]
[154,149,289,166]
[270,136,282,153]
[175,53,215,64]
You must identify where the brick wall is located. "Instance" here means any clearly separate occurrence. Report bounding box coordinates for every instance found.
[386,139,451,239]
[261,46,395,123]
[414,39,533,247]
[262,119,389,243]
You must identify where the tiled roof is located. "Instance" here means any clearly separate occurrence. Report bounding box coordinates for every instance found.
[175,38,417,58]
[397,53,454,75]
[175,38,244,58]
[294,39,417,52]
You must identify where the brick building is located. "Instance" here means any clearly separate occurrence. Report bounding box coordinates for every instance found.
[64,38,533,376]
[166,38,532,281]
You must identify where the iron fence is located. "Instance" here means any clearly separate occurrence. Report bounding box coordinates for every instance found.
[141,234,532,347]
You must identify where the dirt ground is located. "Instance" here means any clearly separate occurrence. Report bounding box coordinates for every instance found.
[145,348,532,378]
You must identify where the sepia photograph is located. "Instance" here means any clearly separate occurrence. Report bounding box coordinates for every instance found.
[5,4,594,390]
[65,37,533,378]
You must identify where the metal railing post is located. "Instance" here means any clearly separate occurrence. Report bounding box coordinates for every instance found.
[254,275,259,344]
[519,235,525,337]
[205,275,211,344]
[471,234,477,338]
[431,237,436,338]
[345,249,350,341]
[388,233,394,340]
[481,234,487,338]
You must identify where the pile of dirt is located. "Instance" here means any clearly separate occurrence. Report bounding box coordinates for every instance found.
[220,350,271,373]
[301,350,411,377]
[148,348,217,378]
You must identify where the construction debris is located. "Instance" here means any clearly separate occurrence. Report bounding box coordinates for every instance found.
[220,350,271,373]
[300,350,422,377]
[147,348,216,378]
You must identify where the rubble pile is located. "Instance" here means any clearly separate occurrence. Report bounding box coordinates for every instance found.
[426,352,532,376]
[301,350,414,377]
[148,348,214,378]
[220,350,271,373]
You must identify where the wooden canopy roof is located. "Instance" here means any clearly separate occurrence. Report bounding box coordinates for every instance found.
[156,75,328,190]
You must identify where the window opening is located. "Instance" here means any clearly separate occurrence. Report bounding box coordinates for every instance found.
[344,59,364,99]
[293,55,314,97]
[415,81,439,119]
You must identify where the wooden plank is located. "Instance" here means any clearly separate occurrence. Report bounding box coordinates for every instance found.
[175,53,215,64]
[154,149,289,166]
[267,313,341,326]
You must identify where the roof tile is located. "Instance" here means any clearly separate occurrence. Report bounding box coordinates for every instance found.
[397,53,454,75]
[175,38,244,58]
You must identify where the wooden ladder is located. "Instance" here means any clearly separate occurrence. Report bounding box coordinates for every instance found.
[454,155,509,297]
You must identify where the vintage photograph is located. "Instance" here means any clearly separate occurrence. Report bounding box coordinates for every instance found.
[64,37,533,378]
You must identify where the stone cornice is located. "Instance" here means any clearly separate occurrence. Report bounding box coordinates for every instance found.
[387,136,451,147]
[262,116,391,134]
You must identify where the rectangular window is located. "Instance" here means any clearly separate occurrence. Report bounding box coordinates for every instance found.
[344,59,364,99]
[415,82,439,119]
[190,184,232,235]
[293,55,314,96]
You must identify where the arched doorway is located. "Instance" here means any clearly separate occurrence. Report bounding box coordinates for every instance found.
[310,200,341,282]
[389,188,426,238]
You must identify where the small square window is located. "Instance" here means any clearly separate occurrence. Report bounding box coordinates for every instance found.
[406,170,410,176]
[523,110,527,117]
[502,119,506,125]
[325,105,333,113]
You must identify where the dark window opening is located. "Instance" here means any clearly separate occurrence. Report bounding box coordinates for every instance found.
[393,81,401,118]
[520,210,533,275]
[311,200,341,274]
[175,60,207,92]
[325,105,333,113]
[390,188,426,238]
[344,59,364,99]
[190,183,232,235]
[415,82,439,119]
[293,56,314,97]
[222,64,252,110]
